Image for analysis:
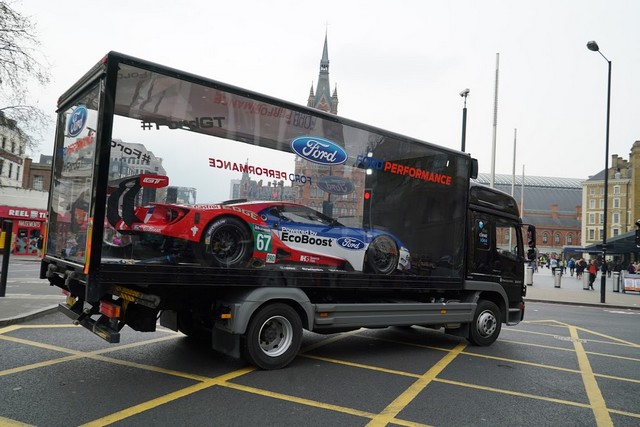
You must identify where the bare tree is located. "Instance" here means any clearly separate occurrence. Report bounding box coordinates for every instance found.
[0,0,51,151]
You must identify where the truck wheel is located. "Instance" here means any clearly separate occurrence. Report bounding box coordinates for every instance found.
[467,300,502,346]
[366,235,399,275]
[243,303,302,370]
[200,217,252,267]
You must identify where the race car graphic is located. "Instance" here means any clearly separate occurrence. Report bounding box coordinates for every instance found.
[106,176,411,274]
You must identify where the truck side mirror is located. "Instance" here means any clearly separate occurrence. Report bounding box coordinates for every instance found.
[635,220,640,246]
[527,225,536,248]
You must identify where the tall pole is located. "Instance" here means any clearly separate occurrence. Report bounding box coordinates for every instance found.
[460,89,469,152]
[490,53,500,188]
[511,128,517,197]
[587,40,611,304]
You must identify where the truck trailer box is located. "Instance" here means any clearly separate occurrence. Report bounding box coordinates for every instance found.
[41,52,532,369]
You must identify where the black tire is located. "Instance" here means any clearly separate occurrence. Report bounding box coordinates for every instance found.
[242,303,302,370]
[467,300,502,346]
[365,235,399,275]
[200,217,252,267]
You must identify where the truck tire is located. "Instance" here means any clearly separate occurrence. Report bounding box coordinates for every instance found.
[467,300,502,346]
[365,235,399,275]
[242,303,302,370]
[200,217,252,267]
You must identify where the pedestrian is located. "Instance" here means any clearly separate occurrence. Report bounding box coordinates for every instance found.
[568,258,575,276]
[601,260,609,279]
[588,259,597,290]
[575,258,584,279]
[36,234,44,257]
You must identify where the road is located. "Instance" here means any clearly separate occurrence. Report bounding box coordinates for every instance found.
[1,298,638,426]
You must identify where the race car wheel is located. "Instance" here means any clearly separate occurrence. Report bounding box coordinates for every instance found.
[467,300,502,346]
[201,217,252,267]
[242,303,302,370]
[365,235,399,275]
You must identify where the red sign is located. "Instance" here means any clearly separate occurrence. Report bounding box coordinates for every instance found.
[0,206,47,220]
[140,174,169,188]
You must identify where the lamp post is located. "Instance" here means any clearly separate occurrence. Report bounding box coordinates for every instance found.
[587,40,611,304]
[460,88,470,152]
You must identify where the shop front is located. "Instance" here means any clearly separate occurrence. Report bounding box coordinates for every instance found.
[0,206,47,256]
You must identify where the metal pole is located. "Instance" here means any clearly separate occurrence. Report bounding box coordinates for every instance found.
[490,53,499,188]
[461,104,468,152]
[0,220,14,297]
[511,128,517,197]
[600,58,611,304]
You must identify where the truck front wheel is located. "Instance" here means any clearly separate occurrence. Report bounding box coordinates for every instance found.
[242,303,302,370]
[467,300,502,346]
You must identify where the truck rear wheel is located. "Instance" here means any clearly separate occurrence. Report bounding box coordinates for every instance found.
[242,303,302,370]
[467,300,501,346]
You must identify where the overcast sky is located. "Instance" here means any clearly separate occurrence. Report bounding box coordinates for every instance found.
[16,0,640,180]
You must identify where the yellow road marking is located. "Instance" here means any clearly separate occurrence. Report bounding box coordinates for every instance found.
[366,342,466,427]
[0,416,34,426]
[79,367,256,427]
[569,326,613,427]
[302,353,420,378]
[435,378,591,408]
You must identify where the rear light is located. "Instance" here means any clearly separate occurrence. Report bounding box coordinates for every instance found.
[99,300,121,318]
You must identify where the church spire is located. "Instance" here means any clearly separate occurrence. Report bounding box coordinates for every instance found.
[307,31,338,114]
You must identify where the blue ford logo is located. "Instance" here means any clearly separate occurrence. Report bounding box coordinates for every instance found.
[317,176,355,195]
[337,237,366,250]
[67,105,88,137]
[291,136,347,165]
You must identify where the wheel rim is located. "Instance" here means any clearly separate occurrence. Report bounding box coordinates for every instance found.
[475,309,497,338]
[258,315,293,357]
[211,226,246,264]
[368,236,398,274]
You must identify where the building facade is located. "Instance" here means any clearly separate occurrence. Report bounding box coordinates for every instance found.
[582,141,640,250]
[0,111,28,188]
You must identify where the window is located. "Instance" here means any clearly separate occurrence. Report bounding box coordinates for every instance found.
[8,162,12,177]
[588,213,595,224]
[542,233,548,244]
[567,234,573,245]
[599,199,604,209]
[599,213,603,224]
[600,187,604,195]
[33,176,43,190]
[590,187,595,195]
[613,228,620,237]
[589,199,595,209]
[599,229,604,240]
[16,165,20,180]
[554,234,561,245]
[1,136,5,149]
[589,229,595,240]
[613,185,620,195]
[612,212,620,224]
[613,198,620,208]
[11,141,15,153]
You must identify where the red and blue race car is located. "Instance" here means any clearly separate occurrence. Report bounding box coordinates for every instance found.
[106,176,411,274]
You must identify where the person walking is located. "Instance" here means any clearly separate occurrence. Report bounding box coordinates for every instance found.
[568,258,576,276]
[588,259,597,290]
[601,260,609,279]
[576,258,585,279]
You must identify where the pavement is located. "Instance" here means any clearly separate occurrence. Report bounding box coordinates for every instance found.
[0,257,638,327]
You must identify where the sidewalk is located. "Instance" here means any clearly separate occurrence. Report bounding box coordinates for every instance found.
[1,260,638,327]
[524,266,640,309]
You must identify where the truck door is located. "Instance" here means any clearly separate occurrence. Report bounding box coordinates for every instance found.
[469,212,524,301]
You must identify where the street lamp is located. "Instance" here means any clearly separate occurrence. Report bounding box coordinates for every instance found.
[587,40,612,304]
[460,88,470,152]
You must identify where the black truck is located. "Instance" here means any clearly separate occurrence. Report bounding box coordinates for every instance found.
[41,52,535,369]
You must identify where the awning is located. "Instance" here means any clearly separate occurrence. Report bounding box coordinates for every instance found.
[584,230,640,255]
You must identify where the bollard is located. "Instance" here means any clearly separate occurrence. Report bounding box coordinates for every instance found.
[582,272,590,290]
[554,270,562,288]
[612,271,620,292]
[526,266,534,286]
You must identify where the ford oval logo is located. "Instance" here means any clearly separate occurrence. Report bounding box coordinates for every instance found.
[291,136,347,165]
[337,237,366,250]
[317,176,355,195]
[67,105,88,137]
